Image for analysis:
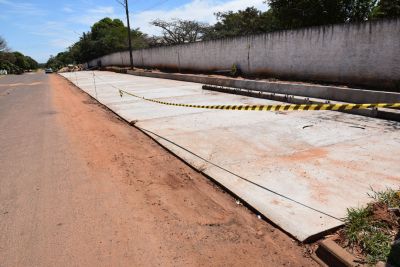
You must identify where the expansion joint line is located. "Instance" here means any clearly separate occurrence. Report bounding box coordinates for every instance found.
[136,126,345,222]
[90,73,344,221]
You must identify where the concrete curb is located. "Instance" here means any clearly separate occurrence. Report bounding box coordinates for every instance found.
[315,238,396,267]
[201,84,400,121]
[127,70,400,105]
[315,239,362,267]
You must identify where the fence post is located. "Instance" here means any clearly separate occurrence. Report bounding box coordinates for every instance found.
[74,71,79,86]
[92,72,98,100]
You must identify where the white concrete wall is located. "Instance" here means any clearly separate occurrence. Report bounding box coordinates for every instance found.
[89,19,400,90]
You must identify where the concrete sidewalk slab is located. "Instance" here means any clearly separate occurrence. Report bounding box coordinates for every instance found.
[61,71,400,241]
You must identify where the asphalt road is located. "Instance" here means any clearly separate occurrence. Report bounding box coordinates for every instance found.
[0,73,316,266]
[0,73,91,265]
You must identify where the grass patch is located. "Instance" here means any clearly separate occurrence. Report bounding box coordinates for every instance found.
[340,188,400,266]
[368,188,400,208]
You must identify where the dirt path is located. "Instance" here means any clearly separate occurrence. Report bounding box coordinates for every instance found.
[0,73,317,266]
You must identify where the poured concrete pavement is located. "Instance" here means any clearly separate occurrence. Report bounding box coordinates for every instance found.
[61,71,400,241]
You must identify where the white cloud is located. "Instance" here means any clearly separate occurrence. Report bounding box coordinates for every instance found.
[17,20,80,50]
[132,0,268,35]
[63,6,74,13]
[50,38,77,48]
[4,0,269,62]
[71,5,118,25]
[89,6,115,14]
[0,0,46,16]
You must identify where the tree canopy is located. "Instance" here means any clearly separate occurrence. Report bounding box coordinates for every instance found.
[0,36,38,74]
[202,7,278,40]
[46,0,399,68]
[373,0,400,18]
[155,0,398,41]
[0,36,8,52]
[150,19,210,45]
[46,18,149,69]
[267,0,378,29]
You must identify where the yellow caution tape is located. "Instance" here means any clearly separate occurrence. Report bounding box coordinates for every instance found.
[119,89,400,112]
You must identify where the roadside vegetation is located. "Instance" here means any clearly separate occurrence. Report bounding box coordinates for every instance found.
[47,0,400,70]
[337,188,400,266]
[45,18,149,71]
[0,36,39,74]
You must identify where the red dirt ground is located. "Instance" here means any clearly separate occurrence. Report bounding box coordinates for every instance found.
[49,74,317,266]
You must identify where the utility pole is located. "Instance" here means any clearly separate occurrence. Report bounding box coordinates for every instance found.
[124,0,134,69]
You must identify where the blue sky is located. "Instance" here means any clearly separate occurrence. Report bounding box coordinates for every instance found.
[0,0,267,63]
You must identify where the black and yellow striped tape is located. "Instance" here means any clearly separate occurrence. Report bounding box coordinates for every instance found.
[119,89,400,112]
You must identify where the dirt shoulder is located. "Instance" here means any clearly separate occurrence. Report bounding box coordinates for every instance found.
[50,74,316,266]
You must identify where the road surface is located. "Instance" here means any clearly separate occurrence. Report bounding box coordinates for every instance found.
[0,72,316,266]
[62,71,400,242]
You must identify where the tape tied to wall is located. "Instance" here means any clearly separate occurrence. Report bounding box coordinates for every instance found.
[118,89,400,112]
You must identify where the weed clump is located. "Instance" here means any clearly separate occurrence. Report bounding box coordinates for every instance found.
[340,188,400,266]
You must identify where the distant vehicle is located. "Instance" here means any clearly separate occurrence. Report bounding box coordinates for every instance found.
[45,68,53,74]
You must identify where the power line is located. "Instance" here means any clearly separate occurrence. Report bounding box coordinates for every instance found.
[116,0,170,13]
[138,0,171,13]
[115,0,125,7]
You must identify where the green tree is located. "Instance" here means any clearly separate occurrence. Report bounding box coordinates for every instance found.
[0,51,37,73]
[71,32,96,63]
[91,18,126,55]
[49,17,150,65]
[45,50,76,70]
[0,61,23,74]
[151,19,211,45]
[0,51,16,64]
[0,35,8,52]
[13,52,29,70]
[373,0,400,18]
[346,0,379,21]
[86,18,148,60]
[267,0,377,29]
[204,7,278,39]
[55,51,74,65]
[25,56,38,70]
[0,36,37,73]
